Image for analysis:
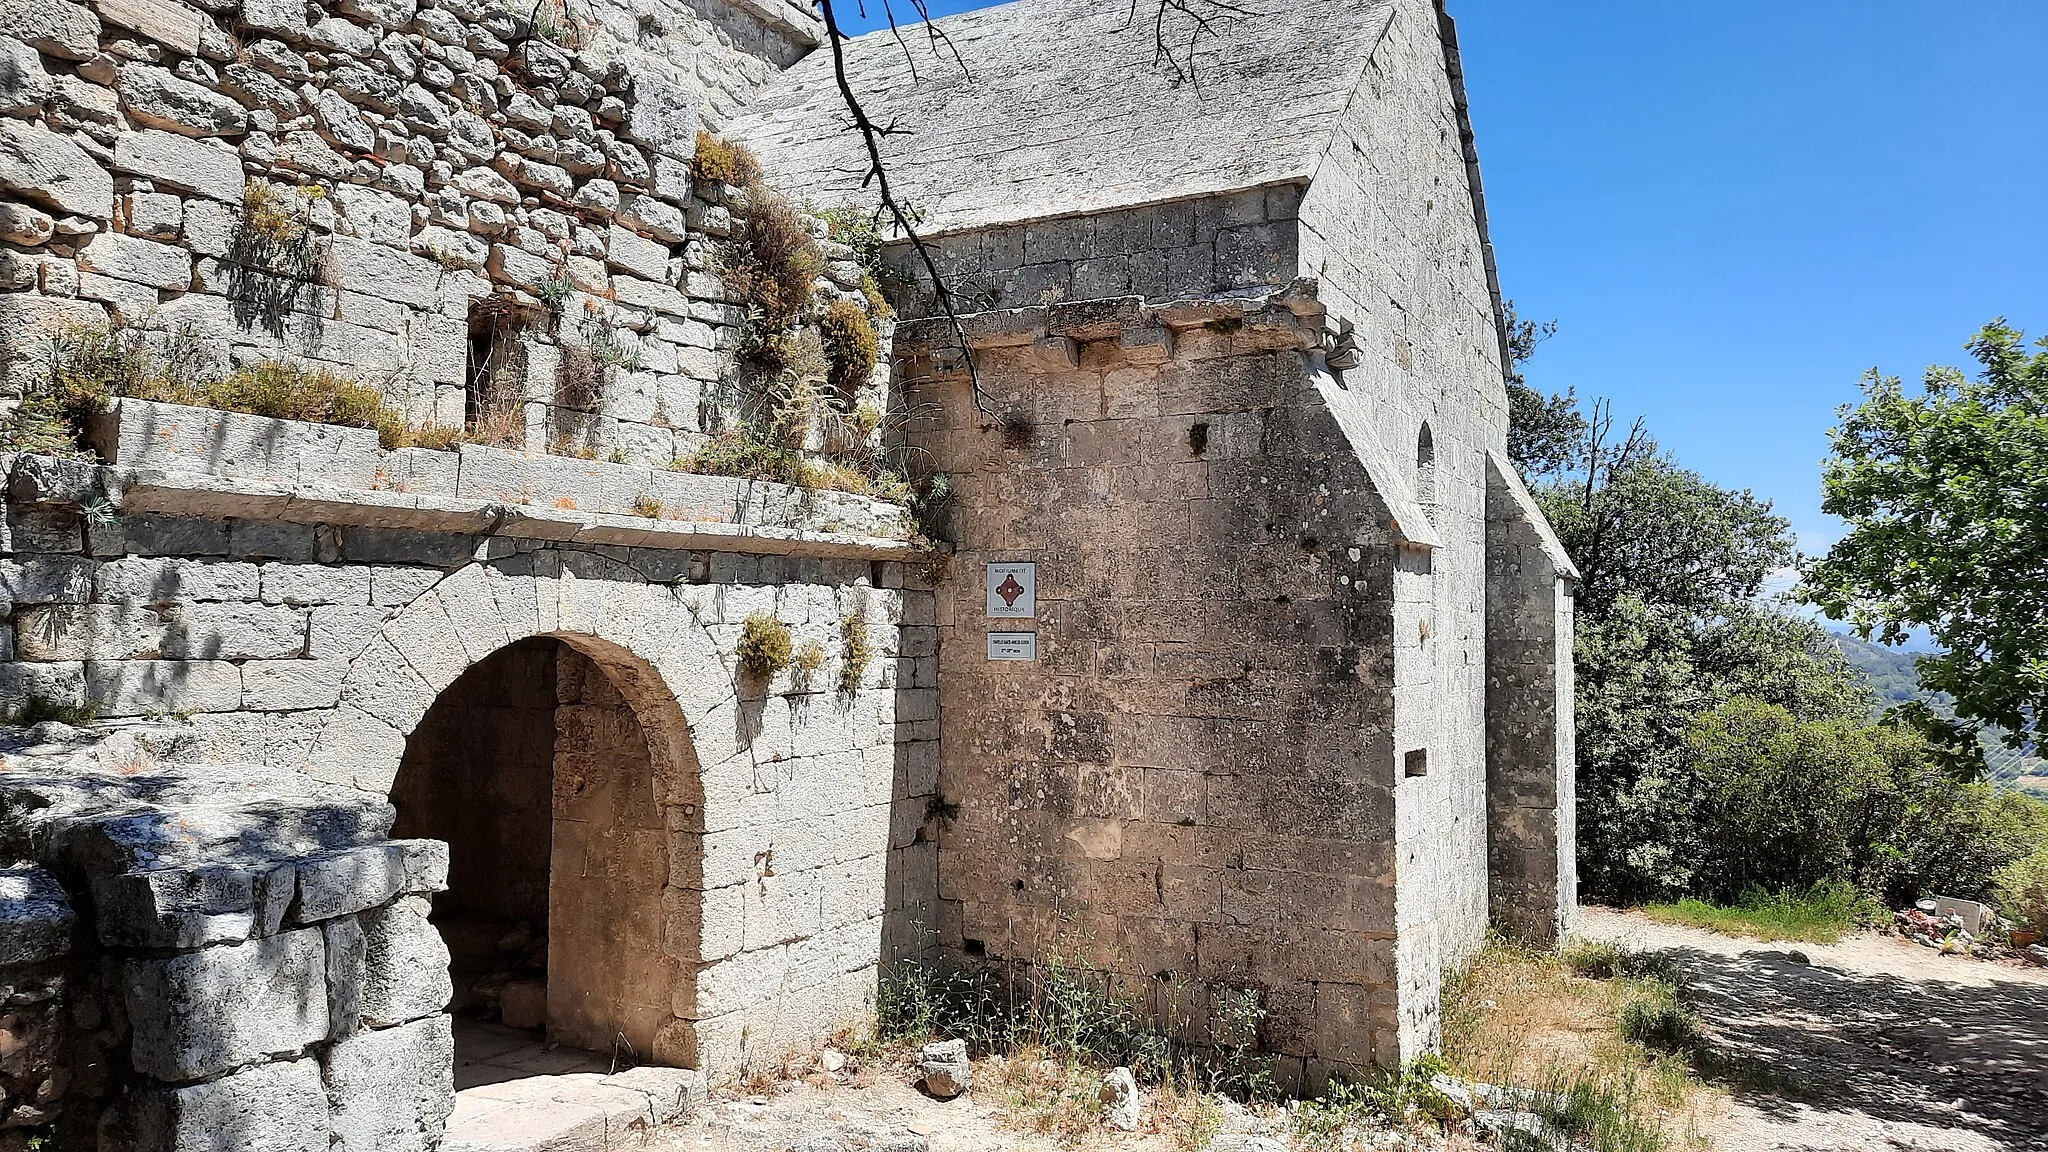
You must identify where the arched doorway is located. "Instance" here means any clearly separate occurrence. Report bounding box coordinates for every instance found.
[389,634,691,1070]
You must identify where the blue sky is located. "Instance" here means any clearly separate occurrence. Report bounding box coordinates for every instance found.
[829,0,2048,555]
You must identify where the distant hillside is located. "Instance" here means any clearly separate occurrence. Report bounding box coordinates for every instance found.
[1829,633,2047,791]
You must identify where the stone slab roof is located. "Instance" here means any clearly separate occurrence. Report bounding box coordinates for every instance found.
[730,0,1398,236]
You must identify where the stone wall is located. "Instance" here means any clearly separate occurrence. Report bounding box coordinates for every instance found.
[0,384,941,1139]
[884,186,1302,321]
[1294,0,1510,1057]
[1484,452,1576,944]
[0,867,74,1147]
[0,726,457,1151]
[899,291,1447,1089]
[0,0,837,464]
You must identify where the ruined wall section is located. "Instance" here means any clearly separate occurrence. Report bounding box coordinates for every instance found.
[1484,451,1576,945]
[1295,0,1506,1056]
[900,295,1419,1088]
[0,0,819,465]
[879,187,1303,321]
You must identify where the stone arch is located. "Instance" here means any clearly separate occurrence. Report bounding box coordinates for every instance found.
[302,563,749,1070]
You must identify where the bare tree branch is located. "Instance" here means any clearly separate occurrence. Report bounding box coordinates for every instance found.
[819,0,997,420]
[1117,0,1260,88]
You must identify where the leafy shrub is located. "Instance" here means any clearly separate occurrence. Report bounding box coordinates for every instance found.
[819,298,880,399]
[1561,940,1682,984]
[735,613,793,680]
[1996,845,2048,934]
[690,130,762,188]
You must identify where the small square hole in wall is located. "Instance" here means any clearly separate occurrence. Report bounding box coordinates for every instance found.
[1404,748,1429,779]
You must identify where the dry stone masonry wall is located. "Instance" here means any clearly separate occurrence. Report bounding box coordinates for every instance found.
[0,0,833,463]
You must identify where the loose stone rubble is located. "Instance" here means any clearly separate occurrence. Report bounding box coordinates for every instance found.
[0,0,1580,1146]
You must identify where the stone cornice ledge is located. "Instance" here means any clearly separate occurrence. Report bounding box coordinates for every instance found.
[12,458,931,562]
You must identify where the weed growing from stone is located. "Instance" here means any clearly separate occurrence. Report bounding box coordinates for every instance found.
[9,696,100,727]
[690,130,763,188]
[736,614,793,680]
[838,611,872,694]
[819,297,880,400]
[790,639,828,691]
[629,494,665,519]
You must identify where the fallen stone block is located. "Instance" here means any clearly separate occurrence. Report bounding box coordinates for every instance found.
[915,1038,971,1099]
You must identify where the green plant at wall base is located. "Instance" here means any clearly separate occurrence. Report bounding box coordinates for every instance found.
[819,297,880,400]
[839,611,872,694]
[736,613,793,680]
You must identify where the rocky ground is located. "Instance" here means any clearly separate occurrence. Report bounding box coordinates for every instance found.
[1577,907,2048,1152]
[639,909,2048,1152]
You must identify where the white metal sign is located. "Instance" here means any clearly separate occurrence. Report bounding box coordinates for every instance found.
[986,632,1038,662]
[986,561,1036,618]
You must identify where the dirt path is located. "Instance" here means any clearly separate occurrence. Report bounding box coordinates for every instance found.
[1576,907,2048,1152]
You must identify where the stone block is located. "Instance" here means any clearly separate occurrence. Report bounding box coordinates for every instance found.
[125,927,328,1081]
[0,660,84,713]
[77,231,193,289]
[0,0,99,59]
[112,129,244,203]
[116,62,249,137]
[0,118,113,219]
[329,237,444,307]
[15,604,166,661]
[324,1013,455,1152]
[129,1056,329,1152]
[294,843,414,923]
[261,563,371,606]
[161,603,307,659]
[240,659,346,710]
[93,864,257,948]
[0,868,74,965]
[95,0,203,56]
[95,556,261,603]
[89,398,382,488]
[0,36,52,116]
[121,513,230,556]
[85,659,243,716]
[358,895,451,1026]
[230,519,318,561]
[323,914,366,1038]
[0,294,107,394]
[0,555,94,605]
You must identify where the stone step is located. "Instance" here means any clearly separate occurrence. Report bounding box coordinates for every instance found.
[444,1066,706,1152]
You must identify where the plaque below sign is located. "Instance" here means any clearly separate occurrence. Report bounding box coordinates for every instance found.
[986,561,1036,618]
[986,632,1038,662]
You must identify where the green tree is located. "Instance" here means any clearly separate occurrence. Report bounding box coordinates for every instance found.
[1500,299,1587,479]
[1805,321,2048,765]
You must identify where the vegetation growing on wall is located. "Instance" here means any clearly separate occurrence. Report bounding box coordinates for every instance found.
[736,613,794,680]
[0,323,461,454]
[819,297,881,400]
[839,610,873,694]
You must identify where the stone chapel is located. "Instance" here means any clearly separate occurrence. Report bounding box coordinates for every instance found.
[0,0,1575,1144]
